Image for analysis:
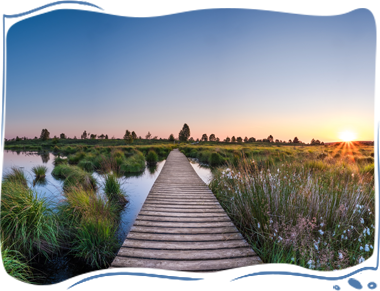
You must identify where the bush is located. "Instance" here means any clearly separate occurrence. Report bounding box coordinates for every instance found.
[209,152,224,167]
[146,150,158,165]
[120,151,146,173]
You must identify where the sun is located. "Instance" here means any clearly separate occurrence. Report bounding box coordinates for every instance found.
[339,130,356,142]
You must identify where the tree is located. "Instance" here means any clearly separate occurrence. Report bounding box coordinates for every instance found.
[60,133,66,139]
[201,134,208,141]
[81,130,87,139]
[209,134,216,141]
[146,132,152,139]
[244,137,248,142]
[237,137,242,143]
[289,139,292,143]
[248,137,256,142]
[123,130,131,140]
[225,137,231,142]
[152,136,158,140]
[293,137,299,143]
[40,129,50,141]
[168,134,175,142]
[275,139,279,143]
[231,136,236,143]
[267,135,274,142]
[216,137,220,142]
[132,131,137,139]
[179,124,191,142]
[105,134,108,139]
[98,134,105,139]
[90,134,97,139]
[189,137,194,142]
[311,138,316,144]
[16,136,21,141]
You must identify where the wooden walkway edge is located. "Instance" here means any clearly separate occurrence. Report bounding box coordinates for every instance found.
[110,149,262,272]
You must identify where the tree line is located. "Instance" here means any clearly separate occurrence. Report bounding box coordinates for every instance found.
[5,125,324,145]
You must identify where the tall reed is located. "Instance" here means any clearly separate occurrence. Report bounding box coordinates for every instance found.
[210,157,375,270]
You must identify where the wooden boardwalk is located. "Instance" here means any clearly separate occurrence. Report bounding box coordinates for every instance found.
[110,149,262,272]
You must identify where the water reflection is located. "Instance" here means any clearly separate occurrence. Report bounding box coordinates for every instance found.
[40,151,50,163]
[188,157,213,185]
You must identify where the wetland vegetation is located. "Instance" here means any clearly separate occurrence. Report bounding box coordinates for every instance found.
[1,128,375,281]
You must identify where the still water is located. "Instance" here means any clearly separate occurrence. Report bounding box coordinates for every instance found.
[1,150,213,283]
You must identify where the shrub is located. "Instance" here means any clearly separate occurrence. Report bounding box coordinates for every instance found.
[209,152,224,167]
[120,151,145,173]
[146,150,158,165]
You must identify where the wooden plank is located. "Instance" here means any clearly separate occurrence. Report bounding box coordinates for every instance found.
[139,204,222,209]
[133,220,235,228]
[126,232,243,241]
[130,225,238,234]
[138,211,228,217]
[145,200,220,205]
[111,256,262,271]
[135,216,231,222]
[121,239,251,250]
[116,247,257,260]
[140,207,225,214]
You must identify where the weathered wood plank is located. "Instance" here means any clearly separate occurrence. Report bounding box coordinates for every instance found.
[135,216,231,222]
[126,232,243,241]
[111,256,262,271]
[122,239,251,250]
[140,207,225,213]
[116,247,257,260]
[138,210,228,217]
[130,225,237,234]
[133,220,235,228]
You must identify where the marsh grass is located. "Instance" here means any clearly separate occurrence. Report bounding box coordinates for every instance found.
[3,167,28,187]
[210,155,375,270]
[1,178,60,260]
[1,244,34,283]
[31,165,48,179]
[103,174,128,207]
[57,186,120,268]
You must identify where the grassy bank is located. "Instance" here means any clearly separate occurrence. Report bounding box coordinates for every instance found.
[209,143,375,270]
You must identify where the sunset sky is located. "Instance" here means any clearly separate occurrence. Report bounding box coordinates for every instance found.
[4,8,375,142]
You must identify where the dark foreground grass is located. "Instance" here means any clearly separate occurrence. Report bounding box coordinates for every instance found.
[1,244,34,283]
[1,170,60,260]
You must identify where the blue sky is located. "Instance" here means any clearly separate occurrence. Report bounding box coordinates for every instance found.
[5,8,376,142]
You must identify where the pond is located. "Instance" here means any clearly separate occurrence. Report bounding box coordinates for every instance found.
[1,150,213,284]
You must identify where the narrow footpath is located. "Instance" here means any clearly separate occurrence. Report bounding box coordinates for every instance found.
[111,149,262,271]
